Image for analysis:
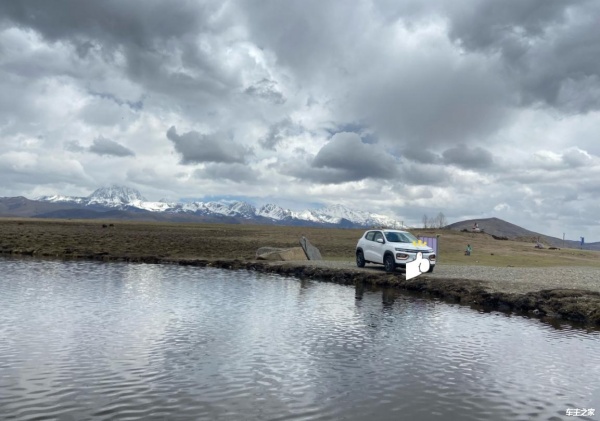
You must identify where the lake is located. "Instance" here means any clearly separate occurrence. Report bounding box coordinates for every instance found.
[1,258,599,420]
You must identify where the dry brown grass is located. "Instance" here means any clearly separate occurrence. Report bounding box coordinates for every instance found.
[417,228,600,267]
[1,218,599,267]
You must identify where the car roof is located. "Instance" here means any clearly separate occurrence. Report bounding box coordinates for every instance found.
[368,229,410,234]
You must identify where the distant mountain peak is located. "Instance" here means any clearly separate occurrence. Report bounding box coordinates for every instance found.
[88,185,146,204]
[257,203,292,220]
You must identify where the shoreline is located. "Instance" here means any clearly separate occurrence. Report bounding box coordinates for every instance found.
[1,218,598,327]
[4,251,599,326]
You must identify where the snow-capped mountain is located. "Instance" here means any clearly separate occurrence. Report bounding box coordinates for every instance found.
[87,185,146,206]
[304,204,400,227]
[36,185,406,228]
[257,204,293,220]
[38,185,170,212]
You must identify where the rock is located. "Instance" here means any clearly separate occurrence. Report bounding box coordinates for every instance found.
[255,247,284,258]
[300,236,322,260]
[256,247,308,261]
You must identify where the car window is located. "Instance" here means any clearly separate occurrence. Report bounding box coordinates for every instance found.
[383,232,419,243]
[373,232,384,242]
[384,232,402,242]
[365,231,375,241]
[401,232,418,243]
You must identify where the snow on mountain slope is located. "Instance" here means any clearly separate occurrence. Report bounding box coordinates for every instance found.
[36,185,404,227]
[304,204,401,227]
[36,194,87,204]
[257,204,292,220]
[229,202,257,218]
[87,185,147,206]
[129,199,175,212]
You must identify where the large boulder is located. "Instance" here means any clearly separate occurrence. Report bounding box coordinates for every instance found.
[255,247,283,258]
[256,247,308,261]
[300,236,322,260]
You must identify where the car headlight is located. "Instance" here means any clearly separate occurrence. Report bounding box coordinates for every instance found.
[394,248,414,253]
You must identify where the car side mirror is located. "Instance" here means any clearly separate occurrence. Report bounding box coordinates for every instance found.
[376,238,384,244]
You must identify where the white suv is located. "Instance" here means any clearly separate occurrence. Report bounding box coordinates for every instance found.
[356,229,436,273]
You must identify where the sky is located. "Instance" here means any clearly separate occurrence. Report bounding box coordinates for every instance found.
[1,0,599,240]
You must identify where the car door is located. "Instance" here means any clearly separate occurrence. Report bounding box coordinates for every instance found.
[363,231,376,262]
[371,231,385,264]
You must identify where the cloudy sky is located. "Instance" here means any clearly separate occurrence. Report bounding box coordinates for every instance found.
[1,0,599,240]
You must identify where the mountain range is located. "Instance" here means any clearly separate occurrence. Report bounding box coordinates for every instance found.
[0,185,405,229]
[3,186,597,250]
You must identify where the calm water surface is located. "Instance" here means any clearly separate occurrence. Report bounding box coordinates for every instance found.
[0,258,599,421]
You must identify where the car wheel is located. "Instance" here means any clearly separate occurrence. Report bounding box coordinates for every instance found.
[384,254,395,273]
[427,265,434,273]
[356,250,366,268]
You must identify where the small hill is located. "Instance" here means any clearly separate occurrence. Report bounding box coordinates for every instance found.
[446,217,600,251]
[447,217,541,238]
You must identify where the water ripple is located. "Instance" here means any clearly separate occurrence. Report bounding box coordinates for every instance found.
[1,258,599,420]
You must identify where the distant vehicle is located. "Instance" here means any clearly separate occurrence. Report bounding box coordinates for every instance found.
[355,229,436,273]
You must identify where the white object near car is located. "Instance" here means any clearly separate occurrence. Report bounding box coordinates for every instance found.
[355,229,436,273]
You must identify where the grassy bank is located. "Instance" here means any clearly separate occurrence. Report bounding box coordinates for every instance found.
[1,218,598,267]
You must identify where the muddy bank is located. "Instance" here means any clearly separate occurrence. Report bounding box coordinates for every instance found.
[2,248,599,326]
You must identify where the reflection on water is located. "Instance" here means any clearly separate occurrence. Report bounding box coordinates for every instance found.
[0,258,599,421]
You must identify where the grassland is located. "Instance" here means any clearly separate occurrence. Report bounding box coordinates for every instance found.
[1,217,598,267]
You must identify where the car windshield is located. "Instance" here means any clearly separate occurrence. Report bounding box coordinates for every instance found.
[384,231,418,243]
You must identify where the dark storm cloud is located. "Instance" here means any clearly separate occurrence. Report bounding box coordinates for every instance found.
[442,144,494,169]
[362,58,514,147]
[286,132,399,183]
[195,163,259,183]
[0,1,215,51]
[312,132,398,178]
[399,163,451,186]
[236,0,356,78]
[166,126,249,165]
[89,137,135,157]
[244,79,285,104]
[562,147,592,168]
[239,0,515,147]
[284,165,364,185]
[445,0,600,112]
[0,1,238,100]
[446,0,575,51]
[401,149,442,165]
